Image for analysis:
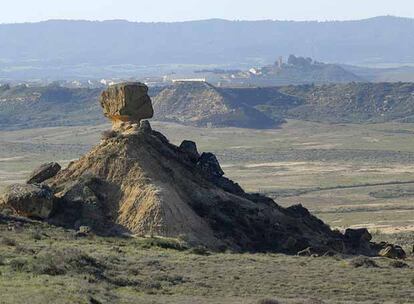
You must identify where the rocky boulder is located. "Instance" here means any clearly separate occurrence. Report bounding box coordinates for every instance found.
[179,140,200,163]
[197,152,224,178]
[0,184,54,219]
[345,228,372,243]
[50,175,111,233]
[100,82,153,129]
[344,228,373,255]
[27,162,61,184]
[378,244,406,259]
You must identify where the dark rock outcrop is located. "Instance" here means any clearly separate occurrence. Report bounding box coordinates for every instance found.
[197,152,224,178]
[49,175,119,234]
[179,140,200,163]
[345,228,372,243]
[27,162,61,184]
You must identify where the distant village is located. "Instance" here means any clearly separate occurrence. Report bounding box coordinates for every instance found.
[0,55,342,89]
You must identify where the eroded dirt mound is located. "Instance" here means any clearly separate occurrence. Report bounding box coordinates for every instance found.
[45,121,374,254]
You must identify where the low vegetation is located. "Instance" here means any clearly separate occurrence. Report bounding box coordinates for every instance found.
[0,217,413,304]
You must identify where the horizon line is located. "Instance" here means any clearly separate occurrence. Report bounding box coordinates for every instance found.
[0,14,412,25]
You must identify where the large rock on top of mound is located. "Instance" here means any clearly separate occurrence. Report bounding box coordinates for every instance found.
[48,121,363,253]
[27,162,61,184]
[0,184,54,219]
[100,82,153,128]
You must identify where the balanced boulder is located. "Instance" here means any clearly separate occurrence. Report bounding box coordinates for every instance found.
[100,82,153,129]
[0,184,54,219]
[27,162,61,184]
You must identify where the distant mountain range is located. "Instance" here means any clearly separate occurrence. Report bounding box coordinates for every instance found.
[2,81,414,130]
[1,16,414,80]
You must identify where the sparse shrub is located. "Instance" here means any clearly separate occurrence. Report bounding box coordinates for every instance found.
[101,130,118,140]
[303,299,325,304]
[1,237,17,246]
[136,280,162,293]
[138,237,188,251]
[30,248,104,277]
[0,255,5,266]
[0,208,14,216]
[31,254,66,276]
[257,299,280,304]
[9,258,28,272]
[348,256,379,268]
[154,274,186,286]
[15,244,35,254]
[188,246,210,255]
[31,229,43,241]
[105,274,142,287]
[127,266,140,276]
[390,260,409,268]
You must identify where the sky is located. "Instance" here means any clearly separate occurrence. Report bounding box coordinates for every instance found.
[1,0,414,23]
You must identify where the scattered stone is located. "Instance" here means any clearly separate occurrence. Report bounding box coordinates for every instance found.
[100,82,153,129]
[0,184,54,219]
[197,152,224,178]
[76,225,92,237]
[27,162,61,184]
[379,244,406,259]
[179,140,200,162]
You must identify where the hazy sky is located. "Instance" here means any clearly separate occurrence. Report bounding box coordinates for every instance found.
[2,0,414,23]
